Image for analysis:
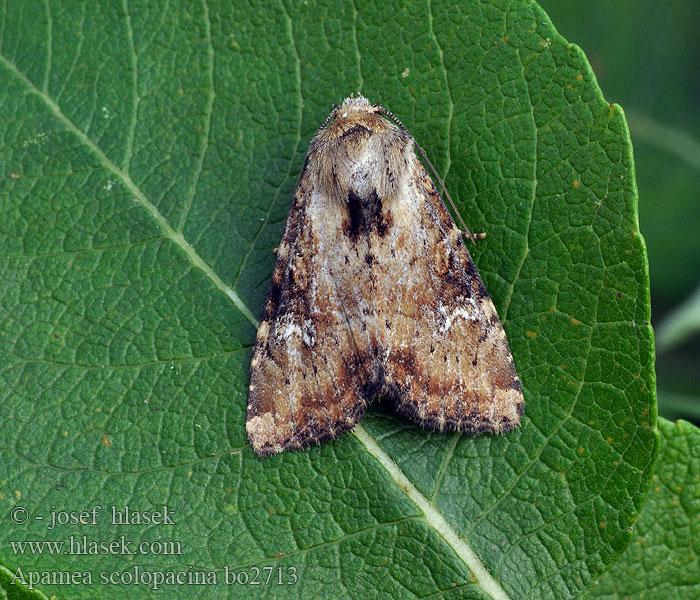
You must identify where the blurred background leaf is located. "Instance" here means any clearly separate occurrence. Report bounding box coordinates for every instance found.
[538,0,700,425]
[656,283,700,351]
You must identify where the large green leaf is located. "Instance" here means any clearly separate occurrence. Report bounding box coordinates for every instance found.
[538,0,700,445]
[0,1,656,598]
[591,418,700,599]
[537,0,700,309]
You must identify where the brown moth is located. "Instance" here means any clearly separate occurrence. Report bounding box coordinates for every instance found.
[246,95,523,457]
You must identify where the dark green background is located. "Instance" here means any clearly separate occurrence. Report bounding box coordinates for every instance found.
[539,0,700,425]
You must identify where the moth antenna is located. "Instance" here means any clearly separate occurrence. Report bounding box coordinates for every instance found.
[413,141,484,243]
[379,107,482,244]
[378,107,407,131]
[318,105,338,131]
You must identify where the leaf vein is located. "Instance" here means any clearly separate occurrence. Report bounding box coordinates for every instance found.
[0,51,259,328]
[178,0,215,233]
[426,0,453,181]
[42,0,51,94]
[350,0,363,92]
[231,0,304,292]
[353,425,512,600]
[122,0,139,174]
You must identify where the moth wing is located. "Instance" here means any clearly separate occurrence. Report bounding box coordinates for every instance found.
[246,169,377,457]
[377,165,524,433]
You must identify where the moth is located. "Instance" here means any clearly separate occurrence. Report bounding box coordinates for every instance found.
[246,95,523,457]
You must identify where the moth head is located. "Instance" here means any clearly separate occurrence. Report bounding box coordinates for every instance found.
[317,95,374,126]
[316,95,400,141]
[335,94,376,118]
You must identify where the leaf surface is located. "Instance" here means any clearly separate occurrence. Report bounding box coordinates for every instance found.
[0,1,656,598]
[591,418,700,600]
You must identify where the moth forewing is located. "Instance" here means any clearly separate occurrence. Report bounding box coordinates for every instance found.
[246,95,523,457]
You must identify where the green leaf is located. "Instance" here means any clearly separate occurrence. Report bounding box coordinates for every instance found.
[537,0,700,310]
[0,1,656,598]
[590,418,700,599]
[535,0,700,428]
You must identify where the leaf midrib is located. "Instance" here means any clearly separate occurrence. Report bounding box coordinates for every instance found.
[0,48,513,600]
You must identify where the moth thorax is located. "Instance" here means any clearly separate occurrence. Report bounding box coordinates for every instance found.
[350,159,379,199]
[351,153,405,202]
